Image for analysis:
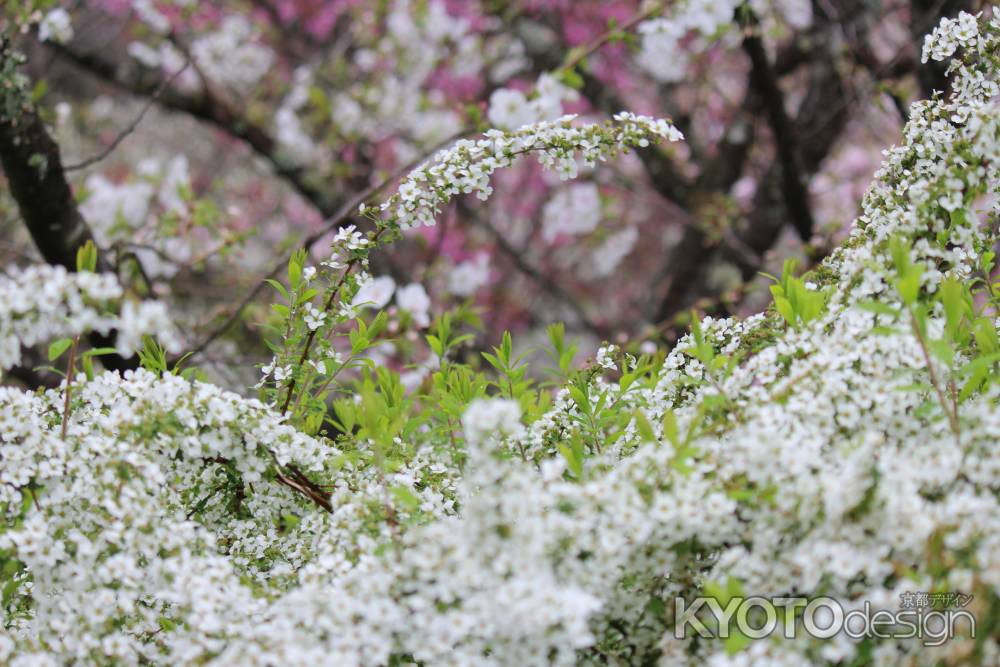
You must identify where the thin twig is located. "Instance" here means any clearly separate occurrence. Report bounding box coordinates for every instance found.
[743,13,815,241]
[465,200,607,337]
[557,1,662,74]
[64,63,190,172]
[279,235,383,415]
[182,132,464,363]
[907,304,962,439]
[61,335,79,439]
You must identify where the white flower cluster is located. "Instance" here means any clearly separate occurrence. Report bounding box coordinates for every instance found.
[38,7,73,44]
[274,104,325,168]
[637,0,741,82]
[0,264,179,370]
[541,182,602,243]
[587,225,639,278]
[270,0,498,166]
[395,282,431,327]
[322,224,371,272]
[461,397,523,446]
[7,10,1000,667]
[0,369,355,663]
[384,113,682,230]
[190,16,274,96]
[447,253,490,296]
[487,73,579,131]
[922,10,981,62]
[636,0,813,82]
[352,274,396,310]
[79,156,193,278]
[349,276,431,327]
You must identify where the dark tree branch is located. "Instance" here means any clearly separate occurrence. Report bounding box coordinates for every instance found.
[743,15,815,242]
[654,3,854,326]
[1,41,94,271]
[466,202,609,338]
[911,0,972,98]
[49,42,344,217]
[515,13,697,209]
[0,36,136,373]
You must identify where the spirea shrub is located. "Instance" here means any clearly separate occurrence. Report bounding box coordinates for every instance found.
[4,10,1000,666]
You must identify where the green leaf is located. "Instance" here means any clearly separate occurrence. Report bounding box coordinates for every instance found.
[724,628,752,655]
[500,331,513,366]
[80,347,117,358]
[568,384,590,413]
[264,278,289,301]
[558,435,585,479]
[662,409,679,446]
[287,249,306,290]
[974,318,1000,354]
[938,278,964,339]
[481,351,503,373]
[295,288,319,305]
[633,410,655,442]
[138,336,168,374]
[774,296,795,327]
[856,301,899,317]
[928,338,954,366]
[426,334,443,358]
[547,322,565,353]
[391,485,421,512]
[557,67,584,90]
[47,338,73,361]
[75,240,98,273]
[31,78,48,103]
[308,85,331,116]
[81,354,94,381]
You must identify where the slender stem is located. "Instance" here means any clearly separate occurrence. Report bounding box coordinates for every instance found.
[182,133,464,364]
[558,2,662,74]
[280,229,385,415]
[64,64,190,172]
[61,336,79,439]
[304,353,357,409]
[907,305,961,438]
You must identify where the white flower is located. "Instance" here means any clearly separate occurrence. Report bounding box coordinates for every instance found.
[132,0,170,34]
[190,16,274,95]
[333,225,370,250]
[588,227,639,278]
[487,88,534,131]
[382,114,679,230]
[116,300,180,357]
[595,345,618,370]
[127,41,162,68]
[395,283,431,328]
[352,275,395,310]
[157,156,190,213]
[462,397,522,446]
[922,12,980,63]
[542,183,602,242]
[275,106,319,166]
[38,8,73,44]
[448,254,490,297]
[78,175,155,247]
[303,304,326,331]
